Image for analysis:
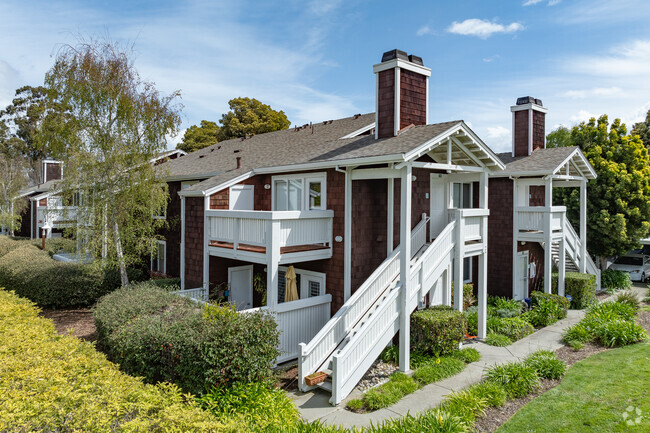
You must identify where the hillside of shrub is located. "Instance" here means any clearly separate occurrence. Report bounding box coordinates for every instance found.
[0,288,227,432]
[0,243,143,308]
[94,283,281,395]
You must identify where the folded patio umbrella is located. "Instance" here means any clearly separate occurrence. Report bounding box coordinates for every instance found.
[284,265,299,302]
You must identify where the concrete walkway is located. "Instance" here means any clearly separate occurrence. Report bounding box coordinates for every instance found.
[289,309,585,429]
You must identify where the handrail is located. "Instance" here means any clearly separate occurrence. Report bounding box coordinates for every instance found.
[563,216,601,288]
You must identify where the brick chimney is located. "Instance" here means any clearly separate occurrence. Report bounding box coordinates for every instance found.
[374,49,431,139]
[42,159,62,183]
[511,96,548,157]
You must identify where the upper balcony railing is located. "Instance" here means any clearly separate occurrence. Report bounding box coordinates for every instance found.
[516,206,566,234]
[36,206,77,228]
[205,209,334,263]
[447,208,489,246]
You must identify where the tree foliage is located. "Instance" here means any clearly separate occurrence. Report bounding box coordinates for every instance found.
[545,126,571,149]
[217,97,290,141]
[0,122,28,233]
[631,109,650,150]
[40,38,182,286]
[549,116,650,262]
[176,120,220,153]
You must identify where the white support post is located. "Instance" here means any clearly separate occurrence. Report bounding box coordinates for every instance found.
[558,217,566,296]
[394,67,401,136]
[544,177,553,293]
[454,209,464,312]
[203,196,210,295]
[478,252,487,339]
[399,164,412,372]
[387,177,394,256]
[180,196,186,290]
[344,167,353,301]
[579,179,587,273]
[266,219,281,310]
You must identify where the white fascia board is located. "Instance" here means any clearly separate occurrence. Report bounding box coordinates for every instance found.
[178,171,255,197]
[510,103,548,114]
[32,190,59,201]
[556,148,597,179]
[373,59,431,77]
[339,122,375,139]
[253,154,401,175]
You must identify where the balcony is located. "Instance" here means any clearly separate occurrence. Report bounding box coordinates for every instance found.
[447,208,489,256]
[516,206,566,242]
[205,209,334,264]
[36,206,77,229]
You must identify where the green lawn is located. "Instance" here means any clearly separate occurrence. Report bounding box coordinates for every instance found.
[497,342,650,433]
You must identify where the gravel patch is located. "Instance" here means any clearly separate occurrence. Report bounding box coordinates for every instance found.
[356,359,399,392]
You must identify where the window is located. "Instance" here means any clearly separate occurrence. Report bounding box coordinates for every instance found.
[276,266,326,303]
[151,240,166,274]
[272,173,326,211]
[452,182,473,209]
[451,256,473,284]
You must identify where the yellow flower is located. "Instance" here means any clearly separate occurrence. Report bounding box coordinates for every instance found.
[436,358,441,364]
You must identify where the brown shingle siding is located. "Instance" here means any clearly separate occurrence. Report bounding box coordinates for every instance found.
[514,110,529,157]
[487,178,514,297]
[399,69,427,129]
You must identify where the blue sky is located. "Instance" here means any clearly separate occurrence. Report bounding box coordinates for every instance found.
[1,0,649,152]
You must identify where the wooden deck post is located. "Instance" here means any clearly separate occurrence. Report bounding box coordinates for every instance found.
[558,215,566,297]
[266,219,281,310]
[387,177,394,256]
[399,164,412,372]
[344,167,352,302]
[477,171,488,339]
[202,195,210,296]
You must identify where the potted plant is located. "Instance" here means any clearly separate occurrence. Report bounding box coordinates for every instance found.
[305,371,328,386]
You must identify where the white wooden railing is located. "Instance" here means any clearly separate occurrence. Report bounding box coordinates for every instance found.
[516,206,566,233]
[453,208,489,243]
[330,220,457,404]
[274,295,332,362]
[206,209,333,251]
[37,206,77,227]
[563,216,601,290]
[411,214,430,257]
[298,214,429,390]
[173,287,209,303]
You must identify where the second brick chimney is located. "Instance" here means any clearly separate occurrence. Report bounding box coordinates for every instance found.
[374,49,431,139]
[511,96,548,157]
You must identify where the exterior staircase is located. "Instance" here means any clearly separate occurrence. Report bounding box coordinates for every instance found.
[298,216,457,405]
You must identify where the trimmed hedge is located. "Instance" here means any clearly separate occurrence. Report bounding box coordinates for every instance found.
[0,237,22,258]
[94,283,281,395]
[0,244,142,308]
[0,288,226,432]
[552,272,596,309]
[601,269,632,293]
[411,305,467,355]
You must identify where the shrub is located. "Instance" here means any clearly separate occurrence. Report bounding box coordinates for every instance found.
[413,357,466,384]
[411,307,467,355]
[365,408,469,433]
[526,298,565,327]
[524,350,566,380]
[594,319,648,347]
[95,284,280,395]
[440,389,487,424]
[562,323,593,346]
[587,301,636,322]
[449,347,481,364]
[488,296,523,318]
[531,291,570,314]
[0,288,224,432]
[363,372,419,410]
[485,361,540,398]
[615,291,640,310]
[345,399,364,412]
[148,277,181,290]
[485,332,512,347]
[487,316,534,341]
[198,382,299,429]
[552,272,597,308]
[465,381,507,408]
[0,236,22,258]
[601,269,632,293]
[379,344,399,365]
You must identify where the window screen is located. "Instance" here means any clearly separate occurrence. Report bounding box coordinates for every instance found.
[309,280,321,297]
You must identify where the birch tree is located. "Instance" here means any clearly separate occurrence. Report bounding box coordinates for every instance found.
[40,38,181,286]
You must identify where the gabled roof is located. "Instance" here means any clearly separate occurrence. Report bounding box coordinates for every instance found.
[167,114,504,196]
[493,147,596,179]
[15,180,59,199]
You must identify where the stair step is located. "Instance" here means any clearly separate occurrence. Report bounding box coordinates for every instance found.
[323,369,332,376]
[316,381,333,392]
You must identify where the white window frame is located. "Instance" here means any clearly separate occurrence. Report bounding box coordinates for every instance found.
[277,266,326,303]
[271,172,327,211]
[451,182,473,209]
[151,240,167,274]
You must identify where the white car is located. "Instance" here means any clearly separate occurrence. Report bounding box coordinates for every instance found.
[608,253,650,282]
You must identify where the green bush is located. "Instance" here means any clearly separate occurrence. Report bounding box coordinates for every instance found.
[601,269,632,293]
[30,237,77,256]
[440,389,487,424]
[488,316,534,341]
[465,381,507,408]
[95,284,280,396]
[562,323,593,346]
[364,408,468,433]
[485,361,540,398]
[148,277,181,290]
[615,291,640,310]
[0,236,22,258]
[449,347,481,364]
[552,272,597,309]
[485,332,512,347]
[594,319,648,347]
[0,245,109,308]
[587,301,636,322]
[413,357,466,384]
[488,296,523,318]
[526,296,566,328]
[524,350,566,380]
[531,291,570,314]
[0,288,225,432]
[363,372,419,410]
[411,307,467,355]
[345,399,364,412]
[198,382,299,429]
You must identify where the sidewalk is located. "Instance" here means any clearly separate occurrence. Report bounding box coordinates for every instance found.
[289,309,585,429]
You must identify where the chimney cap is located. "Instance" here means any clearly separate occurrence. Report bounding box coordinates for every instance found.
[516,96,543,106]
[408,54,423,65]
[381,49,408,62]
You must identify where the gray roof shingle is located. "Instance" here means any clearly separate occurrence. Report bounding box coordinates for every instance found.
[495,147,580,176]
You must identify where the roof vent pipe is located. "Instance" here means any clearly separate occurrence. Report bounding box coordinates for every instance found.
[236,156,242,169]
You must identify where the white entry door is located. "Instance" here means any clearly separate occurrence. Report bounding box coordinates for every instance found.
[228,265,253,310]
[430,173,449,240]
[515,251,529,300]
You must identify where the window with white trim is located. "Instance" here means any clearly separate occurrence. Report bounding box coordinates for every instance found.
[151,240,166,274]
[452,182,473,209]
[277,266,326,303]
[272,173,326,211]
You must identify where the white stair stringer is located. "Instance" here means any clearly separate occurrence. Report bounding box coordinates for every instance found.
[301,220,457,405]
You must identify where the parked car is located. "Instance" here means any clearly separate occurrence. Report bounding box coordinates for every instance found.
[608,253,650,282]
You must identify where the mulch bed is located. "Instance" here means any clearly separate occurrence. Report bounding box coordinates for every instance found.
[41,308,97,342]
[276,364,299,392]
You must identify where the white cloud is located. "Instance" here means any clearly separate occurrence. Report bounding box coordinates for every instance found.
[569,110,598,123]
[523,0,544,6]
[562,87,622,99]
[486,125,510,139]
[417,25,433,36]
[447,19,524,39]
[567,40,650,77]
[548,0,562,5]
[482,55,500,63]
[309,0,342,15]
